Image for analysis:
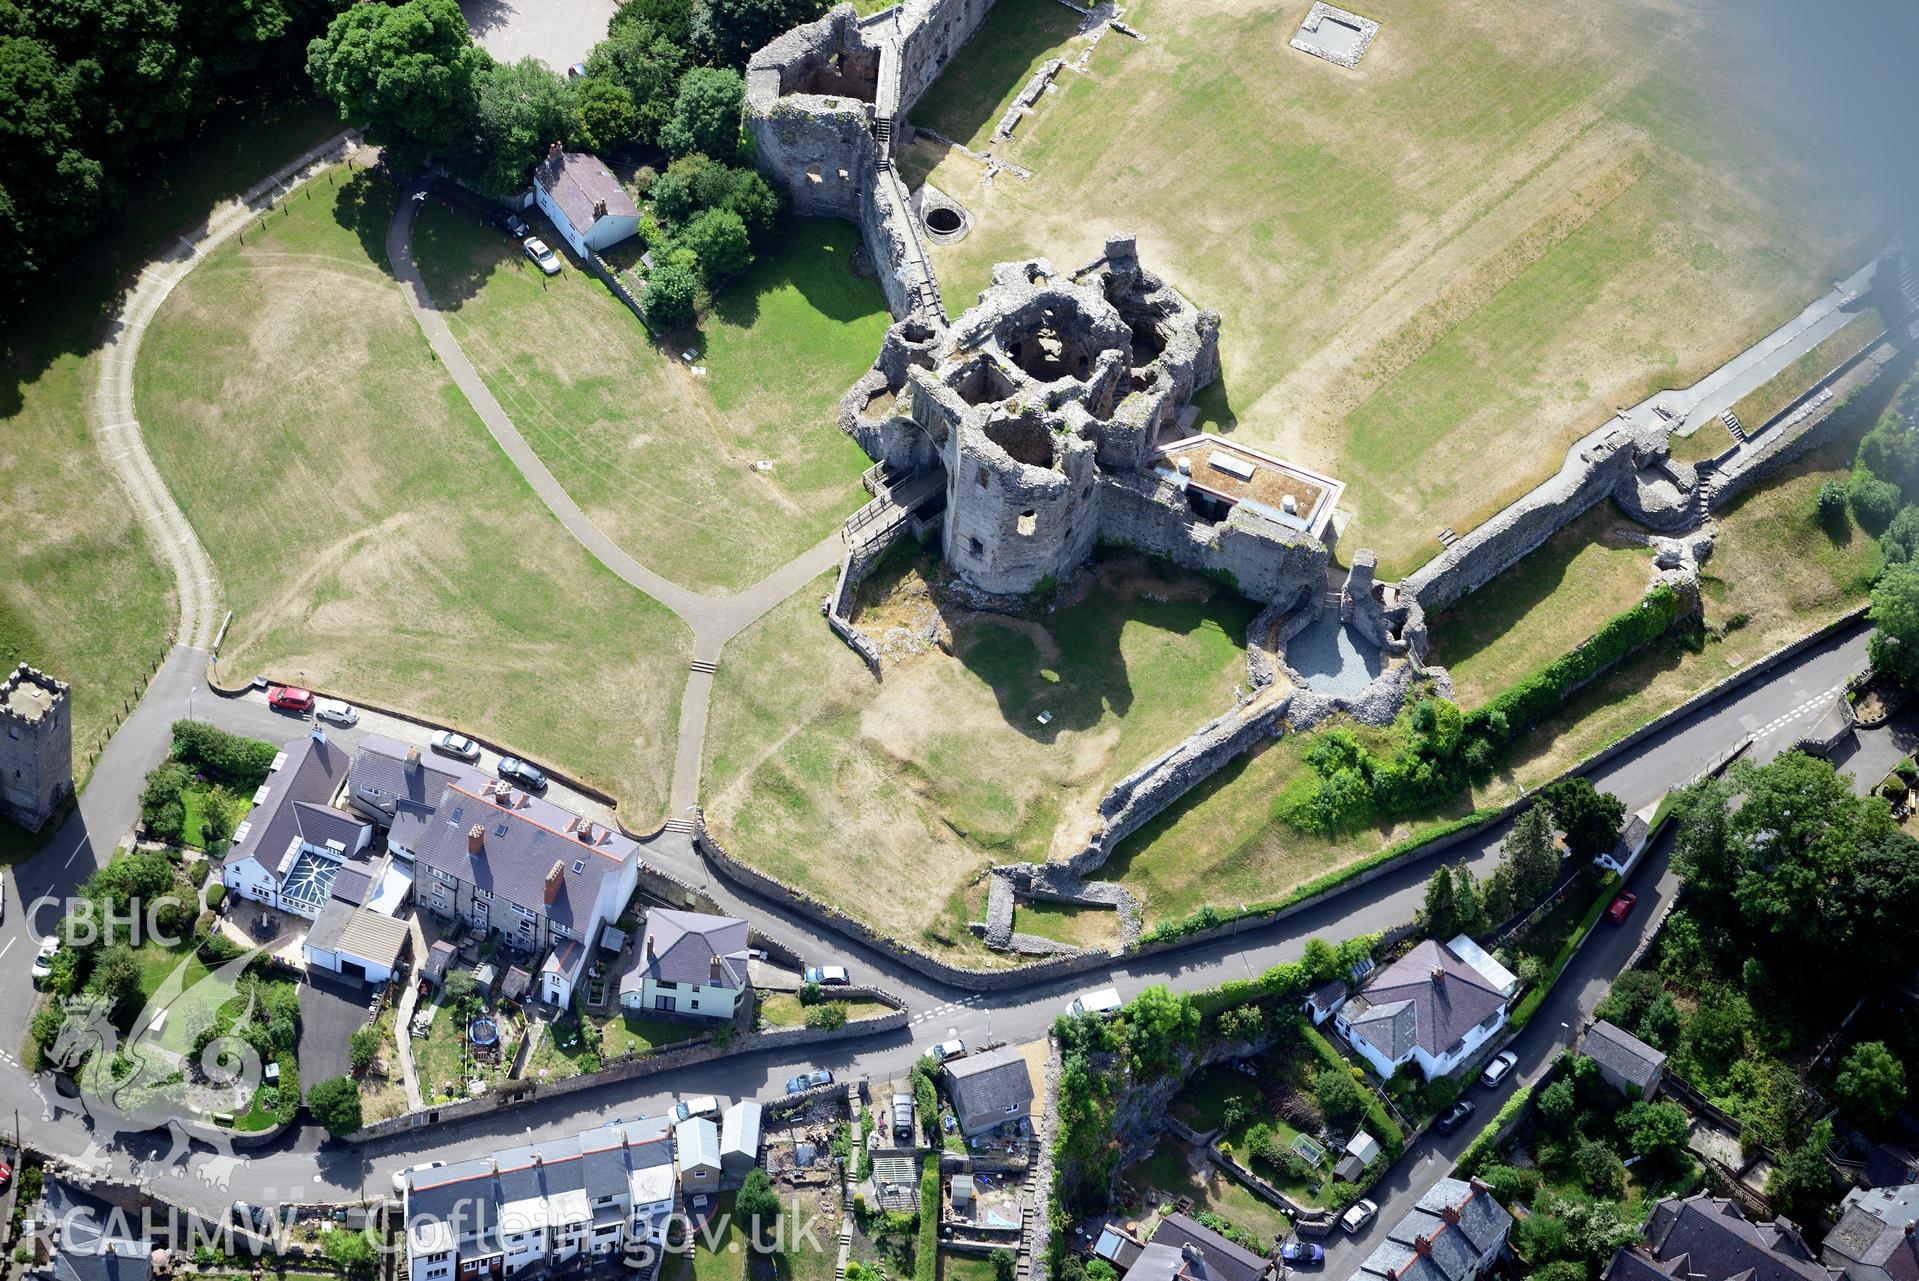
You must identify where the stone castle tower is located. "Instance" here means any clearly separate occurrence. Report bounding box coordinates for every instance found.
[1,664,74,832]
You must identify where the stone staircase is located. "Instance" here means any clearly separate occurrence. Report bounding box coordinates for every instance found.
[1016,1134,1043,1280]
[663,817,696,834]
[1437,526,1458,548]
[1720,409,1747,442]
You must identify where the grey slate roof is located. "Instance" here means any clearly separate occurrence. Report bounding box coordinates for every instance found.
[632,910,750,992]
[330,864,373,906]
[1148,1214,1269,1281]
[349,734,462,816]
[225,731,362,871]
[1626,1194,1840,1281]
[413,780,637,932]
[1341,939,1506,1061]
[1306,977,1349,1014]
[1822,1186,1919,1281]
[306,898,354,955]
[944,1046,1034,1131]
[1125,1241,1242,1281]
[1584,1020,1666,1094]
[1355,1177,1511,1281]
[534,151,639,236]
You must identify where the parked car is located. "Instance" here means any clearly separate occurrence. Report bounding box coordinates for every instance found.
[1435,1099,1477,1135]
[1480,1050,1519,1088]
[497,756,547,790]
[266,685,314,713]
[804,964,850,986]
[926,1033,965,1063]
[0,1162,12,1190]
[1279,1241,1323,1266]
[807,1069,834,1088]
[493,210,529,239]
[1340,1199,1378,1234]
[784,1075,812,1095]
[891,1092,913,1137]
[1606,890,1639,925]
[391,1160,446,1196]
[674,1095,721,1121]
[32,937,58,983]
[316,698,359,726]
[1067,986,1123,1017]
[524,237,562,275]
[430,730,480,761]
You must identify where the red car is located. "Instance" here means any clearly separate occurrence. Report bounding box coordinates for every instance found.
[0,1161,14,1188]
[267,685,314,713]
[1606,891,1638,925]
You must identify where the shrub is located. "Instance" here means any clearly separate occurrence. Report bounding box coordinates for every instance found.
[644,261,699,329]
[348,1026,380,1074]
[307,1075,362,1137]
[1817,479,1851,528]
[1851,467,1903,531]
[205,883,227,911]
[805,1003,848,1030]
[991,1250,1015,1281]
[798,980,824,1006]
[171,721,279,790]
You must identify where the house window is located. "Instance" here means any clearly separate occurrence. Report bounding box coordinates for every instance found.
[655,995,677,1012]
[572,859,585,873]
[553,923,573,940]
[1004,1104,1019,1114]
[1016,510,1037,536]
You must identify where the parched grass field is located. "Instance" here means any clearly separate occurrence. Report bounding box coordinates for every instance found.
[0,101,340,842]
[702,551,1258,957]
[1425,504,1655,706]
[910,0,1085,152]
[904,0,1881,577]
[1011,899,1124,950]
[410,201,889,594]
[133,166,689,823]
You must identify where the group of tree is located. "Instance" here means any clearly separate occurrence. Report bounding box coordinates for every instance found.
[0,0,352,290]
[1419,781,1624,940]
[1818,385,1919,686]
[305,0,807,317]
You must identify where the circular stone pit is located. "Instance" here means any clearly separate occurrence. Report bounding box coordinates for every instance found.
[918,187,972,244]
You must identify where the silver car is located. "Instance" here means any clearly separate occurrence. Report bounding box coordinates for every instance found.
[430,730,480,761]
[1341,1199,1378,1234]
[523,237,562,275]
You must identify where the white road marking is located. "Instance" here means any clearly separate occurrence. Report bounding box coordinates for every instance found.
[63,834,87,868]
[0,938,15,961]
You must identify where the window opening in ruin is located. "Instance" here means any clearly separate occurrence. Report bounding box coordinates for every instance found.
[837,168,850,182]
[976,466,989,488]
[968,536,984,557]
[805,165,823,185]
[1130,320,1167,362]
[1017,510,1038,536]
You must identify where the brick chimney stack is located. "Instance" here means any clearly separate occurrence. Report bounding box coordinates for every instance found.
[548,140,563,161]
[467,823,485,855]
[406,745,420,765]
[545,859,566,905]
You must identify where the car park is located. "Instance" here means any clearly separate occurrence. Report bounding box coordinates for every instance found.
[1341,1199,1378,1234]
[267,685,314,713]
[674,1095,721,1121]
[32,937,58,983]
[316,698,359,726]
[804,964,850,986]
[1435,1099,1477,1134]
[1067,986,1123,1017]
[1279,1242,1323,1266]
[498,756,547,790]
[493,210,529,239]
[1480,1050,1519,1088]
[926,1033,965,1062]
[524,237,562,275]
[431,731,480,761]
[1606,891,1639,924]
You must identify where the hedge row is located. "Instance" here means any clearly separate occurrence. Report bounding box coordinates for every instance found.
[916,1151,940,1281]
[1456,1080,1539,1176]
[1505,879,1617,1032]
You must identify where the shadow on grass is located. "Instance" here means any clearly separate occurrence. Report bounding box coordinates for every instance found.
[406,189,517,309]
[905,0,1084,148]
[1190,371,1238,436]
[704,218,887,336]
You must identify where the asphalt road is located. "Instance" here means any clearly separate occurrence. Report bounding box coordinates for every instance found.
[0,618,1890,1219]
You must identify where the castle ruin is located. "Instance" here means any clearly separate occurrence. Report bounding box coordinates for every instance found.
[1,664,73,832]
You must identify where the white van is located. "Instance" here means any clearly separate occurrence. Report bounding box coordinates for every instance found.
[1067,987,1123,1017]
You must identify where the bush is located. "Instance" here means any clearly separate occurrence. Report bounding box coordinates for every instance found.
[348,1026,380,1074]
[798,980,824,1006]
[307,1075,362,1137]
[139,761,192,842]
[205,882,227,911]
[805,1003,848,1030]
[682,207,751,284]
[1572,1139,1625,1198]
[171,721,279,790]
[644,262,699,329]
[1851,468,1903,531]
[1817,479,1851,528]
[992,1250,1015,1281]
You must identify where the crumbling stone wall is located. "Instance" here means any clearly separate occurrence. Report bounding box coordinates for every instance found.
[891,0,998,113]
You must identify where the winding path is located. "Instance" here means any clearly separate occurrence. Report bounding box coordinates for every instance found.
[386,182,845,815]
[90,131,366,651]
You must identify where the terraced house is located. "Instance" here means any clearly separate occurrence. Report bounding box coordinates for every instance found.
[404,1118,677,1281]
[410,775,642,1005]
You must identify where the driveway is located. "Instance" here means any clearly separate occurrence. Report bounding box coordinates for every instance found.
[300,970,376,1086]
[456,0,618,72]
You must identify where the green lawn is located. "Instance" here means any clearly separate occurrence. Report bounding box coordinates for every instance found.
[1011,900,1123,949]
[1426,504,1655,706]
[128,937,210,1006]
[939,1254,999,1281]
[703,551,1259,957]
[1123,1139,1292,1249]
[907,0,1086,151]
[410,203,887,593]
[0,99,340,844]
[594,1009,707,1059]
[759,994,893,1028]
[910,0,1879,576]
[663,1194,743,1281]
[133,166,689,825]
[181,784,249,850]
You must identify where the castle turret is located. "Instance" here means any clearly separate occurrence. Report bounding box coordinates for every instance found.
[0,664,73,832]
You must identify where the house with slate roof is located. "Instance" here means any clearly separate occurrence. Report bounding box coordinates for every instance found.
[1821,1184,1919,1281]
[1334,939,1511,1079]
[1355,1176,1511,1281]
[222,727,373,916]
[532,145,640,259]
[410,776,642,1004]
[405,1116,675,1281]
[1600,1193,1842,1281]
[621,909,751,1020]
[1583,1019,1666,1099]
[1126,1214,1273,1281]
[346,734,462,859]
[944,1045,1035,1137]
[40,1175,150,1281]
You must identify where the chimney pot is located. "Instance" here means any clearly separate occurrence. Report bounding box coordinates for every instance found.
[545,860,566,905]
[406,746,420,765]
[467,823,485,855]
[645,935,655,958]
[593,198,607,219]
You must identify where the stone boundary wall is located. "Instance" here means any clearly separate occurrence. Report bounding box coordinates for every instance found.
[1705,331,1911,508]
[349,1002,907,1142]
[824,519,910,673]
